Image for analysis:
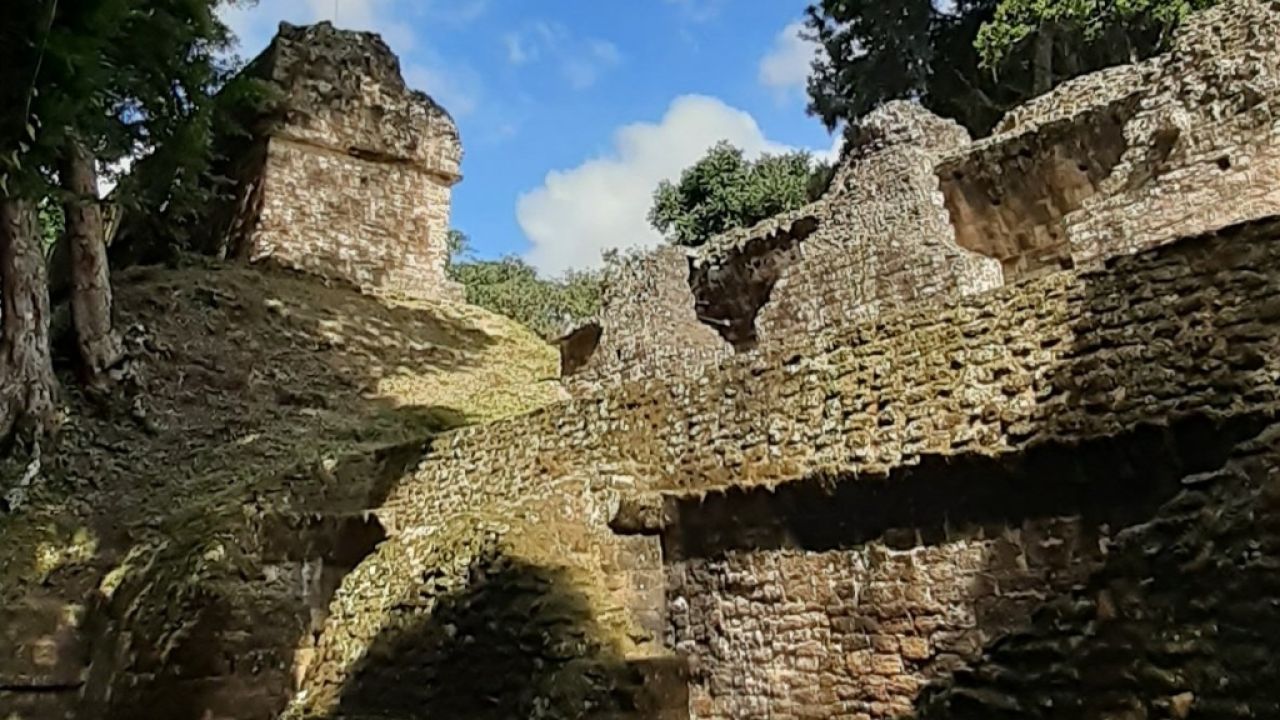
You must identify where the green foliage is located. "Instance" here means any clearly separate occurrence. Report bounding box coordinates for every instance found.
[805,0,1211,136]
[976,0,1217,70]
[446,232,602,339]
[805,0,1025,137]
[1,0,243,206]
[648,141,831,248]
[38,199,64,253]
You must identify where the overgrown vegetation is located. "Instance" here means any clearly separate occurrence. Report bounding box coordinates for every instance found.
[649,142,833,248]
[1,0,241,450]
[805,0,1217,137]
[447,230,603,339]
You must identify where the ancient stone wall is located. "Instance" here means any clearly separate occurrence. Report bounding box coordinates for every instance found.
[227,22,463,302]
[914,424,1280,720]
[292,215,1280,718]
[1064,0,1280,268]
[565,0,1280,394]
[562,247,731,396]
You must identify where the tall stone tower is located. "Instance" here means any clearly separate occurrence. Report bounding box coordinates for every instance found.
[226,22,464,301]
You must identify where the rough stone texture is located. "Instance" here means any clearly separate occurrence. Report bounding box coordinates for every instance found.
[661,416,1256,719]
[291,213,1280,717]
[562,247,732,397]
[565,102,1002,396]
[1064,0,1280,269]
[914,424,1280,720]
[226,22,463,302]
[566,0,1280,393]
[739,103,1000,352]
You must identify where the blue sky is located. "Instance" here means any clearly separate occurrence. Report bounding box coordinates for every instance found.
[221,0,837,276]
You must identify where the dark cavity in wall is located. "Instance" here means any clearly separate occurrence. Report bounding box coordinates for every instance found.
[664,414,1261,561]
[938,96,1139,281]
[558,321,603,377]
[687,215,819,351]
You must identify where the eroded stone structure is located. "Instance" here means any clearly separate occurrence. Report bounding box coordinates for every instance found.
[563,0,1280,396]
[223,22,463,301]
[8,3,1280,720]
[276,3,1280,719]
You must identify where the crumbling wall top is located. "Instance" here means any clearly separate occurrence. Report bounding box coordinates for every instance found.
[845,100,971,160]
[251,21,462,182]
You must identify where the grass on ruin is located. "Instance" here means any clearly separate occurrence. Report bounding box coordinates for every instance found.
[0,255,564,603]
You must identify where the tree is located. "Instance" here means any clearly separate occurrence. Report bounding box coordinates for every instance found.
[1,0,64,447]
[806,0,1039,137]
[648,142,832,248]
[975,0,1219,86]
[805,0,1216,138]
[446,232,602,339]
[43,0,239,391]
[0,0,239,445]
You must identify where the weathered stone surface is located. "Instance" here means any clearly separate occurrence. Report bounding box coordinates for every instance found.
[567,0,1280,395]
[562,247,732,396]
[293,211,1280,717]
[224,22,463,302]
[914,425,1280,719]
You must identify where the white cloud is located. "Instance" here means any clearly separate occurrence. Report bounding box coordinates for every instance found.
[518,95,831,276]
[503,21,620,90]
[759,21,818,96]
[504,32,532,64]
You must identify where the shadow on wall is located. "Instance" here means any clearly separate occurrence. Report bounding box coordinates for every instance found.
[687,216,819,352]
[910,424,1280,718]
[660,217,1280,719]
[330,550,666,720]
[81,435,449,720]
[902,217,1280,718]
[937,96,1138,280]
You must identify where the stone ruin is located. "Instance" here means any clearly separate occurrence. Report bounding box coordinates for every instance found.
[8,3,1280,719]
[563,0,1280,397]
[217,22,464,302]
[276,2,1280,718]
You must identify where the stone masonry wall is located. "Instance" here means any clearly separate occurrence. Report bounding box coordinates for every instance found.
[743,105,1001,352]
[252,138,456,300]
[1064,0,1280,268]
[563,247,731,397]
[231,22,463,302]
[659,417,1247,719]
[566,0,1280,394]
[293,216,1280,717]
[914,425,1280,719]
[669,530,1100,719]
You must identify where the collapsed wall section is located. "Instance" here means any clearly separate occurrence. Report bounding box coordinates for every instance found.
[1065,0,1280,267]
[560,247,732,397]
[226,22,464,302]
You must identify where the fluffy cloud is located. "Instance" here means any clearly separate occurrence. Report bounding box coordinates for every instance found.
[759,21,818,96]
[518,95,824,276]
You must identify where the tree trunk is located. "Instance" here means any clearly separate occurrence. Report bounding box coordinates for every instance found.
[0,197,58,445]
[1033,24,1056,95]
[59,137,122,390]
